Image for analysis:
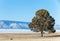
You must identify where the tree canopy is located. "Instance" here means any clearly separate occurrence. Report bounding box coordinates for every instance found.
[28,9,56,33]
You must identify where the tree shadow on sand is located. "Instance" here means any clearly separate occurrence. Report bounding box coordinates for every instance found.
[44,35,60,38]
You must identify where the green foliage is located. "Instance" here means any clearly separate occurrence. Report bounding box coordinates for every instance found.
[28,9,56,33]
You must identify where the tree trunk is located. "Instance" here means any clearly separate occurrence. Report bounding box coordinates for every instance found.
[41,27,43,37]
[41,25,44,37]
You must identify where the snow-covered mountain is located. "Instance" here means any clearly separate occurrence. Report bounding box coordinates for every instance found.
[0,20,30,29]
[0,20,60,30]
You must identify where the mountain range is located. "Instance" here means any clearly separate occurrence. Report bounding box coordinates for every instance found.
[0,20,60,30]
[0,20,30,29]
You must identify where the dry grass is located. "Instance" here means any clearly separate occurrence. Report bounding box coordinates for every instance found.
[0,32,60,41]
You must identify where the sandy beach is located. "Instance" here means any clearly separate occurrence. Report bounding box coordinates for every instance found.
[0,32,60,41]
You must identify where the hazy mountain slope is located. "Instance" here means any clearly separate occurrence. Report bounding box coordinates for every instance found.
[0,20,30,29]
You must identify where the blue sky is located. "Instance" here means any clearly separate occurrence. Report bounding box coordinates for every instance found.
[0,0,60,25]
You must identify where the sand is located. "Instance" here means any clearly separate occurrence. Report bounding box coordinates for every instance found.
[0,32,60,41]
